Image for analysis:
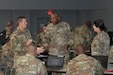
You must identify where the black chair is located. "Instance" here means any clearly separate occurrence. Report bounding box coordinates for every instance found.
[92,56,108,69]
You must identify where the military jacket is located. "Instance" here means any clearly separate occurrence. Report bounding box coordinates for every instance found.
[15,54,48,75]
[66,54,104,75]
[10,27,32,54]
[73,24,92,50]
[35,32,48,49]
[91,31,110,56]
[46,22,71,55]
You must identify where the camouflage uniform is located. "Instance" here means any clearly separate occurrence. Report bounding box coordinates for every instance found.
[1,41,13,68]
[35,32,48,49]
[15,54,48,75]
[73,24,92,50]
[10,27,32,65]
[66,54,104,75]
[46,22,71,75]
[5,27,13,39]
[91,31,110,56]
[108,45,113,62]
[46,22,71,61]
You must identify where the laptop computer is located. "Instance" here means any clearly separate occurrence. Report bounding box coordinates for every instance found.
[46,55,64,70]
[92,56,108,69]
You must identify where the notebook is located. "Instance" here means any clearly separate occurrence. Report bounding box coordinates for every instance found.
[92,56,108,69]
[46,55,64,70]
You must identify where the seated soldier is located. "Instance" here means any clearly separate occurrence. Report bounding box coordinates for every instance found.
[66,44,104,75]
[14,42,48,75]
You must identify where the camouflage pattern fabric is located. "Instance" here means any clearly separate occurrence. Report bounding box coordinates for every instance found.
[46,22,71,63]
[66,54,104,75]
[5,27,13,39]
[46,22,72,75]
[35,32,48,49]
[73,24,92,50]
[15,54,48,75]
[91,31,110,56]
[1,41,13,68]
[10,27,32,64]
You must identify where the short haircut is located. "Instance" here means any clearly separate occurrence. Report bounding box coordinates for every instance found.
[17,16,26,24]
[27,42,37,52]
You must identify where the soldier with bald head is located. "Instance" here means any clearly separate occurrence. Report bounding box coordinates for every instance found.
[66,44,104,75]
[46,13,72,75]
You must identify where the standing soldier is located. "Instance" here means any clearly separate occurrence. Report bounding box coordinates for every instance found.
[91,19,110,56]
[10,16,32,66]
[0,21,14,45]
[46,13,72,75]
[35,25,48,50]
[73,20,92,53]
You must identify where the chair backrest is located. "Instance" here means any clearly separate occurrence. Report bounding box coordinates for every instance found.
[92,56,108,69]
[108,31,113,46]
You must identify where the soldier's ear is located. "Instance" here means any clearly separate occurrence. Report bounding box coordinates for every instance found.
[58,17,60,20]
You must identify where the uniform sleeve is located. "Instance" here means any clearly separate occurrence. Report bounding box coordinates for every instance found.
[26,30,32,39]
[64,22,73,46]
[91,38,101,54]
[45,23,52,38]
[86,31,92,47]
[11,35,19,51]
[45,24,53,46]
[66,63,72,75]
[39,62,48,75]
[94,59,104,75]
[2,43,11,56]
[34,34,40,45]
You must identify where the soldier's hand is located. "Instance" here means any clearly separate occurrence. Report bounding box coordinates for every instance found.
[37,47,45,54]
